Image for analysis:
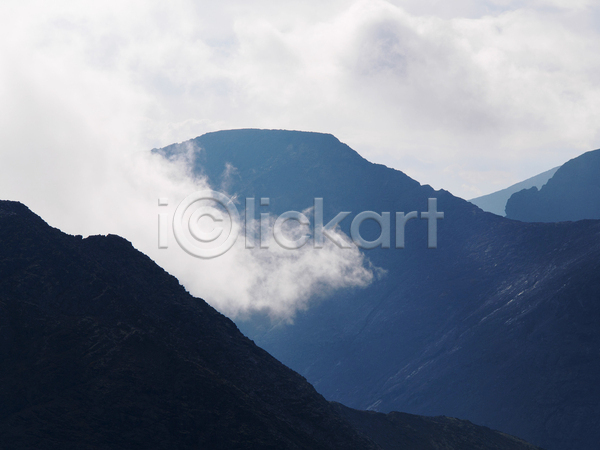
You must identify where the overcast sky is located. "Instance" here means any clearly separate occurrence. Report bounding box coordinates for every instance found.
[2,0,600,318]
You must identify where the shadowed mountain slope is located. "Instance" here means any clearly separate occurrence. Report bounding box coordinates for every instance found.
[156,129,600,450]
[505,149,600,222]
[0,200,379,450]
[331,403,542,450]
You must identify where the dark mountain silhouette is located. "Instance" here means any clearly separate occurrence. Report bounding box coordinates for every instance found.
[331,403,542,450]
[505,149,600,221]
[0,200,542,449]
[156,129,600,450]
[0,200,377,449]
[469,166,558,216]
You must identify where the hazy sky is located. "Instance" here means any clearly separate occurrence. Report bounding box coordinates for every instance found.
[2,0,600,318]
[4,0,600,196]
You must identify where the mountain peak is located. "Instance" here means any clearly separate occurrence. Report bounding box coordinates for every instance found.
[506,148,600,222]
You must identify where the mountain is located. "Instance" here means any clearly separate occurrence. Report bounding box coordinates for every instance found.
[331,403,542,450]
[155,129,600,450]
[0,200,378,449]
[505,149,600,222]
[469,167,558,216]
[0,199,543,450]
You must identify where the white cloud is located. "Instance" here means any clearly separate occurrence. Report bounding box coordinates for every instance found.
[144,149,376,320]
[160,216,376,320]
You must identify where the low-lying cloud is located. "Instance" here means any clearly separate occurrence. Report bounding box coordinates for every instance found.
[147,150,377,320]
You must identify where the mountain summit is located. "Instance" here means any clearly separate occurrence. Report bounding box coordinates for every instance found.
[156,129,600,450]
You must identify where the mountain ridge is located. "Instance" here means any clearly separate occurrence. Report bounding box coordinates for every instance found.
[469,166,559,216]
[155,129,600,450]
[505,148,600,222]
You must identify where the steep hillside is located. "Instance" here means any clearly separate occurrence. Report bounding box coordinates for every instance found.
[0,200,378,450]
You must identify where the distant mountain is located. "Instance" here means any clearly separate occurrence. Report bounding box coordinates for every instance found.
[469,167,558,216]
[0,200,543,450]
[156,129,600,450]
[505,149,600,222]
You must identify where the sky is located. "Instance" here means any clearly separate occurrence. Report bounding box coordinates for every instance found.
[2,0,600,318]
